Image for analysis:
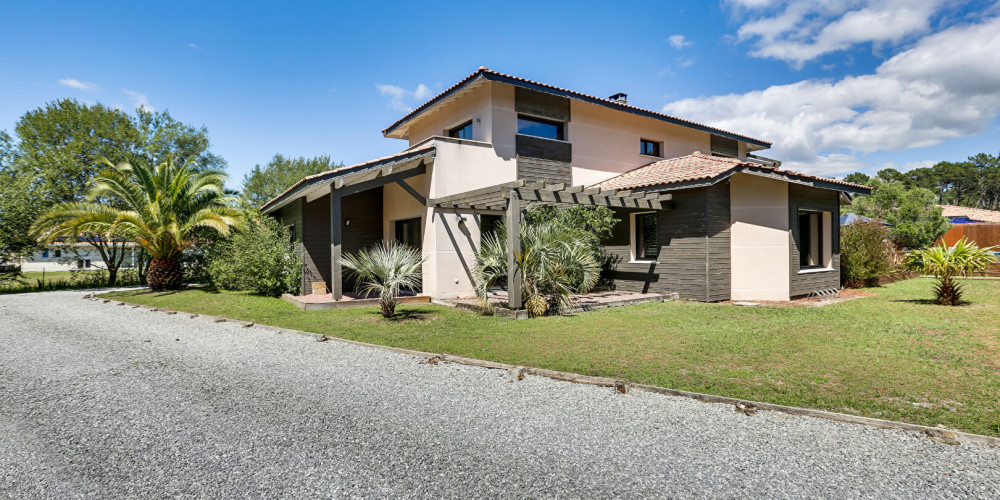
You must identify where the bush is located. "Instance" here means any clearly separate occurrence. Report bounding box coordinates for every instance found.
[207,215,302,297]
[840,220,893,287]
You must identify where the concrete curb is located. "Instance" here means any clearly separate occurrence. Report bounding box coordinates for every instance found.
[91,293,1000,448]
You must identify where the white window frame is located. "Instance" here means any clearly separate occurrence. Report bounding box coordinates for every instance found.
[630,211,660,264]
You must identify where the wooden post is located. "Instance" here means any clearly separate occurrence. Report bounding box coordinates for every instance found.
[506,192,523,309]
[330,186,343,300]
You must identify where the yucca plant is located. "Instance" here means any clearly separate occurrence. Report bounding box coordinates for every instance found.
[32,156,243,291]
[474,221,601,316]
[901,237,997,305]
[341,241,425,318]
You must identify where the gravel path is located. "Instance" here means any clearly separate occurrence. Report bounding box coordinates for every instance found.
[1,291,998,499]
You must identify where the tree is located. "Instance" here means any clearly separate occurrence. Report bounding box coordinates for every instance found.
[341,241,424,318]
[474,221,601,317]
[32,157,243,290]
[0,132,43,269]
[241,154,342,207]
[902,237,997,305]
[848,179,950,248]
[842,172,872,186]
[7,99,226,285]
[840,220,892,287]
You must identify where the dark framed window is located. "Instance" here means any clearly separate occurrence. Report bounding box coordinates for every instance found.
[448,120,473,140]
[394,217,422,248]
[287,223,297,244]
[480,214,503,245]
[634,213,659,260]
[54,249,62,258]
[797,211,827,268]
[640,139,661,157]
[517,115,565,141]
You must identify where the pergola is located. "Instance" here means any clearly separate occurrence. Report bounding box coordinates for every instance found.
[428,180,674,309]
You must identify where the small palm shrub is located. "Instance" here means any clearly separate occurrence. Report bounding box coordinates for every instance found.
[207,214,302,297]
[840,220,893,287]
[341,241,424,318]
[901,237,997,305]
[474,221,601,316]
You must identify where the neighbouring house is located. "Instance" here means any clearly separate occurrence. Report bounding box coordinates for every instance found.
[20,238,139,272]
[262,67,870,305]
[938,204,1000,224]
[937,205,1000,250]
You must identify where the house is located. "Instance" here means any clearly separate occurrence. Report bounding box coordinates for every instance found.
[938,205,1000,224]
[937,205,1000,250]
[20,239,139,272]
[262,67,870,304]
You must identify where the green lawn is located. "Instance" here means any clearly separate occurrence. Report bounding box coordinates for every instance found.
[102,278,1000,436]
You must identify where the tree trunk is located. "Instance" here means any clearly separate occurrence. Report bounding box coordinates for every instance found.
[147,256,183,291]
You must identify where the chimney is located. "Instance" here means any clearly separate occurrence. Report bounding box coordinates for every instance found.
[609,92,628,104]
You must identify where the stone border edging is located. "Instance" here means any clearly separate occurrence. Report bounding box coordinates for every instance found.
[89,292,1000,448]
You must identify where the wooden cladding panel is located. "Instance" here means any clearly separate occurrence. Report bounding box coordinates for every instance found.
[710,135,739,158]
[341,188,383,256]
[516,157,572,186]
[515,134,572,163]
[789,184,841,297]
[301,194,331,290]
[602,185,733,301]
[514,87,570,121]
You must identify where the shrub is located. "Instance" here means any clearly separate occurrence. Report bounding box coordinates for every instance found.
[207,215,302,297]
[902,237,998,305]
[840,220,893,287]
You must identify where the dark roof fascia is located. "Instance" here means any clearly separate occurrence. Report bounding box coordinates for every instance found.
[382,70,771,148]
[260,148,435,213]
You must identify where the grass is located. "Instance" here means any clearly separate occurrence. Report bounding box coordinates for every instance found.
[102,278,1000,437]
[1,270,140,293]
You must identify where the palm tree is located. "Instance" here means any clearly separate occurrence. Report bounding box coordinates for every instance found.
[902,237,997,305]
[32,156,242,290]
[341,241,425,318]
[474,221,601,316]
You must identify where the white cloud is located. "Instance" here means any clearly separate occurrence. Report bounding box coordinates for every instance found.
[668,35,693,49]
[663,15,1000,176]
[375,83,433,112]
[123,89,154,112]
[188,43,202,50]
[729,0,954,67]
[59,78,99,92]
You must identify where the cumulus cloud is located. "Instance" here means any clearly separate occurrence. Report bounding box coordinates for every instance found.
[668,35,693,48]
[375,83,433,112]
[123,89,154,112]
[730,0,953,67]
[663,15,1000,175]
[59,78,99,92]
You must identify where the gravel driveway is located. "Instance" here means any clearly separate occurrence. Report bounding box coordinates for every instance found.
[1,291,998,498]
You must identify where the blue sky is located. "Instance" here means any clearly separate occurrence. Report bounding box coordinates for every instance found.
[2,0,999,188]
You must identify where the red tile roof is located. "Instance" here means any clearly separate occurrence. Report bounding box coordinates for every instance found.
[381,67,771,148]
[592,152,871,193]
[939,205,1000,223]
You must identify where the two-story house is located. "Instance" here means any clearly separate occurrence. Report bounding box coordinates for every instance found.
[261,67,870,305]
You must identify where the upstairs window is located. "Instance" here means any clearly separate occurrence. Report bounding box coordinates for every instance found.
[633,212,659,261]
[640,139,661,157]
[448,120,473,140]
[797,211,831,269]
[517,115,564,141]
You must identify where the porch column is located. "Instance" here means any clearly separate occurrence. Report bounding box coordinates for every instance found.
[506,192,523,309]
[330,186,343,300]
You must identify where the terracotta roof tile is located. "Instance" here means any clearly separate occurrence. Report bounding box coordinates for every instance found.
[592,152,871,192]
[939,205,1000,223]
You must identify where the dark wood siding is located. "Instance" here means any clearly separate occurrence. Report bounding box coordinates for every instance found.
[515,134,572,163]
[602,185,732,301]
[514,87,570,121]
[516,157,572,185]
[342,188,383,255]
[272,199,305,292]
[789,184,841,297]
[711,135,738,158]
[301,194,331,291]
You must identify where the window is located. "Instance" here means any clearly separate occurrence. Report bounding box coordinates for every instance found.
[395,218,422,248]
[797,211,830,269]
[42,250,49,258]
[448,120,473,140]
[517,115,564,140]
[287,223,297,244]
[54,249,62,258]
[633,212,659,261]
[640,139,661,157]
[480,214,503,245]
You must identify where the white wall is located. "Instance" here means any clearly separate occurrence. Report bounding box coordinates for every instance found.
[408,81,494,147]
[729,173,790,301]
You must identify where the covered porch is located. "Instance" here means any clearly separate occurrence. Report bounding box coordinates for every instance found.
[428,180,674,309]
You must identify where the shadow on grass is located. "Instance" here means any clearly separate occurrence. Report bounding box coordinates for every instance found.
[368,309,432,323]
[891,298,973,307]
